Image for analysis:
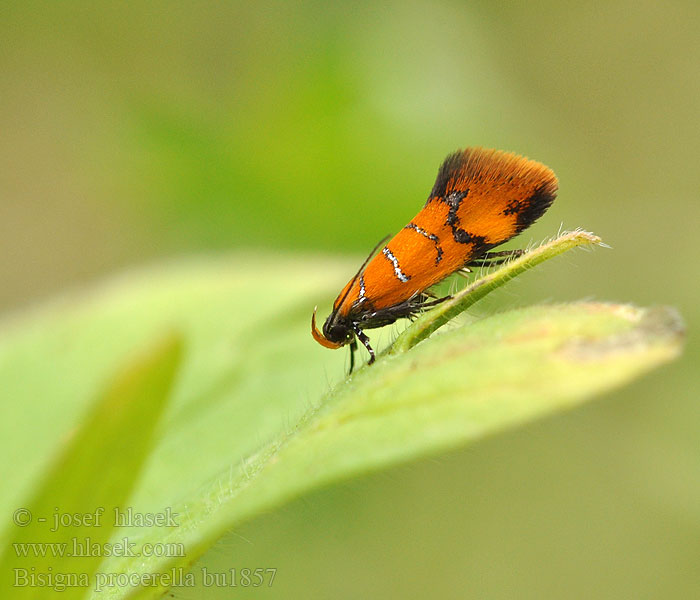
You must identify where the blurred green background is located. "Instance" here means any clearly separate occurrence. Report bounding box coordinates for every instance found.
[2,1,698,598]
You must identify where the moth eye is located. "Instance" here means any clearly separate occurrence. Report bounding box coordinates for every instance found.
[323,320,349,344]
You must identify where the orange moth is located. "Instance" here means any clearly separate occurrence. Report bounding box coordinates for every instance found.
[312,147,558,370]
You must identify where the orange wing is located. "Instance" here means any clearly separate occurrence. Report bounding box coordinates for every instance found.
[335,148,558,317]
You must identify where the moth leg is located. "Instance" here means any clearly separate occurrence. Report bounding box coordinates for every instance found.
[348,337,357,375]
[417,295,450,309]
[466,249,524,268]
[485,249,524,259]
[352,324,376,365]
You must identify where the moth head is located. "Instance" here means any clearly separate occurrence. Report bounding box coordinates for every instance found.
[311,307,352,349]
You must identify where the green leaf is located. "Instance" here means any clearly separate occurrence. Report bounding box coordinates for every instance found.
[0,237,682,599]
[0,333,182,598]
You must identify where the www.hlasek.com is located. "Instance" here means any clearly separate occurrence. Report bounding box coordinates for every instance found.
[13,536,184,559]
[14,567,277,592]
